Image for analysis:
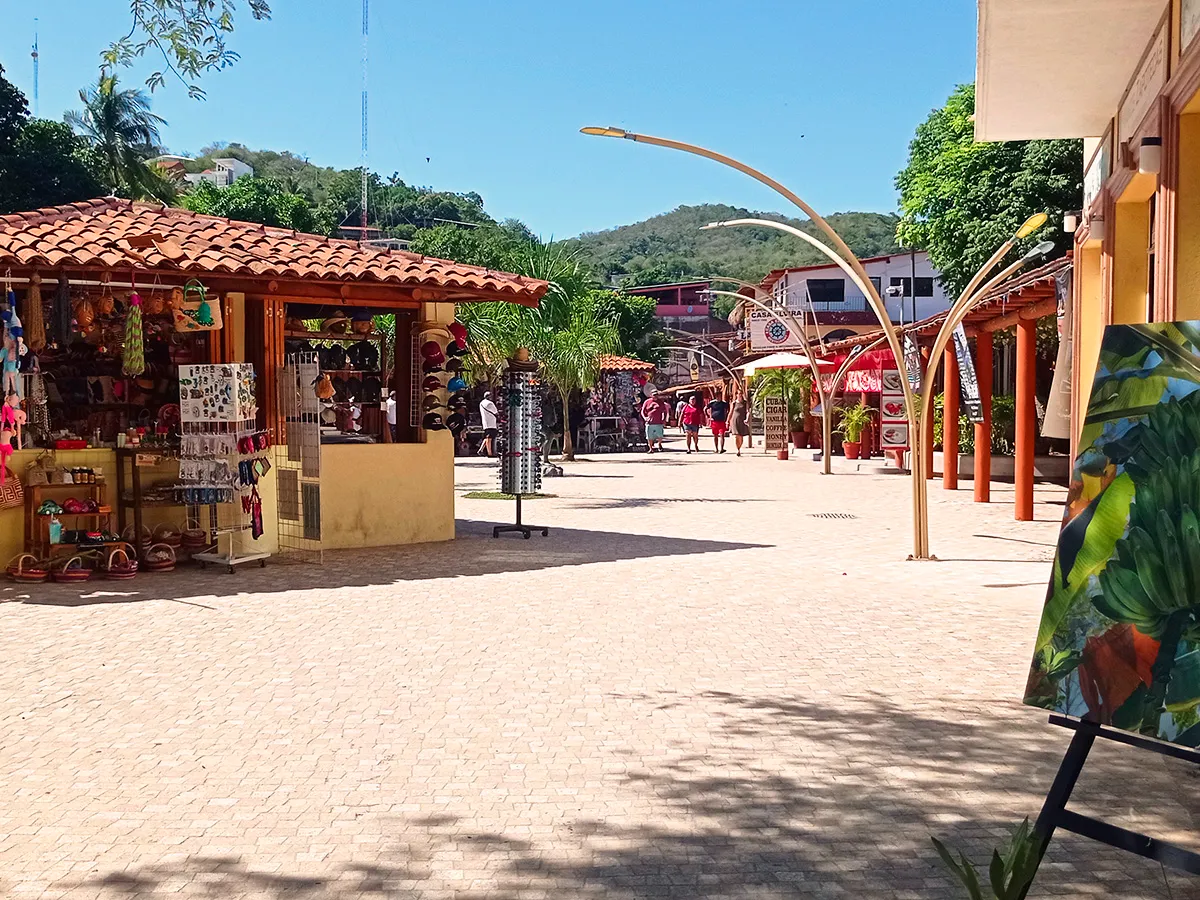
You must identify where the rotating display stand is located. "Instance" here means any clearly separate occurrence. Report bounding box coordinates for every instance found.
[493,357,548,539]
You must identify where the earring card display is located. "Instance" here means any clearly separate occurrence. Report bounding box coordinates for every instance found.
[179,364,257,423]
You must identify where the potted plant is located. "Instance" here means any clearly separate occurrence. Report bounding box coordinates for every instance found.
[750,368,812,449]
[836,401,873,460]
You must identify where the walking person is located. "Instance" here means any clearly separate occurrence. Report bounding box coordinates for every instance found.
[478,390,499,457]
[386,390,397,441]
[675,396,688,435]
[706,392,730,454]
[680,392,705,453]
[731,392,752,457]
[640,392,669,453]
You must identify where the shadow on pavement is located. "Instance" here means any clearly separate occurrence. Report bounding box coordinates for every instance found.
[64,692,1200,899]
[10,521,769,608]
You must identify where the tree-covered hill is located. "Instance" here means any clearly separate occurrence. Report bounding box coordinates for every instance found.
[566,204,901,286]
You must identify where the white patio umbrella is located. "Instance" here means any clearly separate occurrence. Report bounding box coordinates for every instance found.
[735,351,832,376]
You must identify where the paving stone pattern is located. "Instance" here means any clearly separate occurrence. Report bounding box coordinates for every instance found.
[2,445,1197,898]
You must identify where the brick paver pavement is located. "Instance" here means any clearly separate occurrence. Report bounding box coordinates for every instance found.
[2,444,1197,898]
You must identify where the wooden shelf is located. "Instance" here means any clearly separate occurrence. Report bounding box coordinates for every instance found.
[285,329,381,342]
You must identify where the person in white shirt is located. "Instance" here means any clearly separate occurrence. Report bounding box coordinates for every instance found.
[385,391,397,441]
[479,390,499,457]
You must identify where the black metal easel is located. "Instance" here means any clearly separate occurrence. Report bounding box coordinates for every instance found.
[1019,713,1200,898]
[492,494,548,540]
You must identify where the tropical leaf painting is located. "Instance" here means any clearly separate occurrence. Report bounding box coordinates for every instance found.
[1025,322,1200,746]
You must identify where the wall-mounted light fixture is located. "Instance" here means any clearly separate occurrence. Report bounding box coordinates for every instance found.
[1063,211,1081,234]
[1139,136,1163,175]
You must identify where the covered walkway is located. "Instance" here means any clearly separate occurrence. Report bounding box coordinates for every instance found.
[819,257,1070,522]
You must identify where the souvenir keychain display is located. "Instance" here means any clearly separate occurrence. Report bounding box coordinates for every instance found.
[493,352,548,540]
[177,363,270,572]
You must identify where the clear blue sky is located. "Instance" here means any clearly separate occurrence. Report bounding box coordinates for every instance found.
[0,1,977,238]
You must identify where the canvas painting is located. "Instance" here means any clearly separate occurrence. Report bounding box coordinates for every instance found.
[1025,322,1200,747]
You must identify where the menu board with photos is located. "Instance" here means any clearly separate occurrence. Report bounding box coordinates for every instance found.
[880,369,909,451]
[179,363,258,423]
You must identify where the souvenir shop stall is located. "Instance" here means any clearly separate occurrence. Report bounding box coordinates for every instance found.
[0,199,547,578]
[580,355,657,453]
[813,346,904,459]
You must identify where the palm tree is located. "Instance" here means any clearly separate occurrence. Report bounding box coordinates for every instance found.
[65,74,173,201]
[461,241,619,461]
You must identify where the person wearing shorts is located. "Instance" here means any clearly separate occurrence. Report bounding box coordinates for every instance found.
[640,393,668,452]
[706,394,730,454]
[680,392,705,453]
[478,391,499,457]
[731,393,752,456]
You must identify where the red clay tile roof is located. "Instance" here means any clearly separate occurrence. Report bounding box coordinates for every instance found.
[598,354,656,373]
[0,198,547,306]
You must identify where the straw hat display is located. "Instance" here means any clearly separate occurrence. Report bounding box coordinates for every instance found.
[321,310,350,334]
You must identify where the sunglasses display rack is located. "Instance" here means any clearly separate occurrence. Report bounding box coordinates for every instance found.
[493,358,548,540]
[178,364,270,573]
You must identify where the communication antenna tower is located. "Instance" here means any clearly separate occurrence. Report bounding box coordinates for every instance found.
[360,0,369,239]
[31,20,39,116]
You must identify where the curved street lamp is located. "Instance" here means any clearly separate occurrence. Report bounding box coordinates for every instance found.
[582,126,1048,559]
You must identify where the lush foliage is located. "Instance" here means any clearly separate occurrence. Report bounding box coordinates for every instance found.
[934,394,1016,456]
[836,401,874,443]
[895,84,1081,296]
[460,243,620,460]
[580,290,669,364]
[66,74,173,201]
[0,66,105,214]
[750,368,812,430]
[567,203,901,286]
[931,818,1041,900]
[181,177,318,231]
[104,0,272,98]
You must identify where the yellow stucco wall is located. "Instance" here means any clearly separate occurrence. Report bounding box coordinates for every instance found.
[1111,197,1151,325]
[1178,114,1200,319]
[1076,245,1105,415]
[318,437,455,549]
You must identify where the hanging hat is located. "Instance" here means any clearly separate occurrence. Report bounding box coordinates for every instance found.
[422,412,446,430]
[421,394,445,411]
[446,412,467,434]
[322,310,350,333]
[448,321,468,347]
[421,359,444,374]
[445,357,463,373]
[422,375,443,392]
[362,375,382,399]
[420,340,445,360]
[447,376,467,393]
[446,340,466,357]
[450,391,471,408]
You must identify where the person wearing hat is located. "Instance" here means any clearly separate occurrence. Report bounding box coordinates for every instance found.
[386,391,397,441]
[478,390,499,458]
[639,392,669,453]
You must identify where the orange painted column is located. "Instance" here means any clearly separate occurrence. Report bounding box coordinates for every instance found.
[920,346,934,479]
[1015,318,1037,521]
[943,347,959,490]
[974,331,993,502]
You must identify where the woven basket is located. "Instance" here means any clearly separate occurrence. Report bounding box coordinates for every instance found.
[8,553,48,584]
[51,556,92,583]
[103,545,139,580]
[152,522,182,548]
[180,517,208,551]
[141,542,176,573]
[121,523,153,546]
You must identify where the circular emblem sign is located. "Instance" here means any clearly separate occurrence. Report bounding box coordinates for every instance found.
[764,319,791,345]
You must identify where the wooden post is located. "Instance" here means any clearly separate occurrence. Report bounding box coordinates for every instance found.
[974,331,993,502]
[943,347,959,490]
[1016,318,1037,521]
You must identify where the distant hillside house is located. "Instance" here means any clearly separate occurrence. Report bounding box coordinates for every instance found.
[625,280,716,336]
[759,251,950,341]
[182,157,255,188]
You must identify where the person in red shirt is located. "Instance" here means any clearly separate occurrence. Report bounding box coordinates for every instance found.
[680,392,706,453]
[640,393,668,452]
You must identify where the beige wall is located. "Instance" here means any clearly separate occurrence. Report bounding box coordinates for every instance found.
[1178,113,1200,318]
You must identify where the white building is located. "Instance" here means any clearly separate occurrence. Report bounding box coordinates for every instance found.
[760,250,951,340]
[183,158,255,188]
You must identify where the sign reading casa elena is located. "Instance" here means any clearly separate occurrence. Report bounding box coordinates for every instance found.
[748,308,805,352]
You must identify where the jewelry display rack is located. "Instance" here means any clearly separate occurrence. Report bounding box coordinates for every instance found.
[494,356,548,539]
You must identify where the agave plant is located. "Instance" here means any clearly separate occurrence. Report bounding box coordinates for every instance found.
[932,819,1042,900]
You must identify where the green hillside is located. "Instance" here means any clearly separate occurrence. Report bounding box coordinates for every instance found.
[567,204,901,287]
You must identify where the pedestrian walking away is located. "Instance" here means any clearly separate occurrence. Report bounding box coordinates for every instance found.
[640,392,669,452]
[680,392,706,453]
[706,393,730,454]
[675,397,688,434]
[386,390,397,441]
[478,390,499,457]
[731,393,752,456]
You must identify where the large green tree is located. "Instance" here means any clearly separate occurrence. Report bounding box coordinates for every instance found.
[0,66,104,214]
[105,0,272,98]
[181,177,318,231]
[66,74,173,201]
[895,83,1082,296]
